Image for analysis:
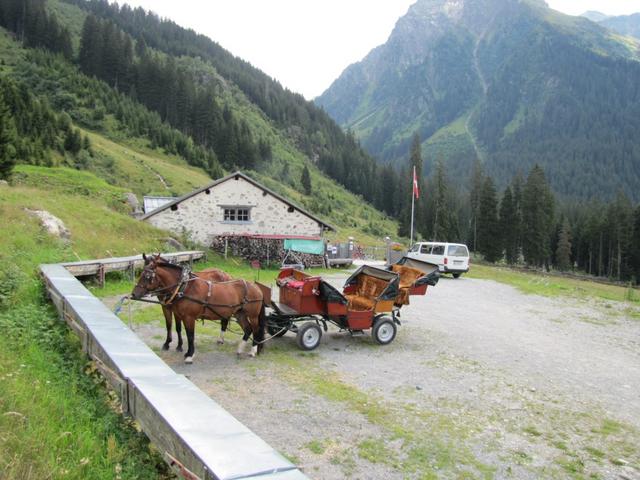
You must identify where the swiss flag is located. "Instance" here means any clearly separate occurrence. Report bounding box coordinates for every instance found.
[412,166,420,199]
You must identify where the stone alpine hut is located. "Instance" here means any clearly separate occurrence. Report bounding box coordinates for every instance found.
[141,171,335,266]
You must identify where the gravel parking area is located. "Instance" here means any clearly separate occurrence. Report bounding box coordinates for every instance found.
[107,274,640,479]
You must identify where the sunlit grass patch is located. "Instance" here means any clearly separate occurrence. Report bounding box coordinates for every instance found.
[468,264,640,305]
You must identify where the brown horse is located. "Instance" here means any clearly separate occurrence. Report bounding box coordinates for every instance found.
[159,266,232,352]
[132,254,266,363]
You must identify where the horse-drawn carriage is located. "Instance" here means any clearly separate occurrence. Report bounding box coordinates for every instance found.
[131,255,438,362]
[260,257,439,350]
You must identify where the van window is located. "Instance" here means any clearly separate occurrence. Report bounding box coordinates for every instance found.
[409,244,420,253]
[431,245,445,255]
[420,244,431,254]
[447,245,469,257]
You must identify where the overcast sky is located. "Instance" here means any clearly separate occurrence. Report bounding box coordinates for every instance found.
[116,0,640,99]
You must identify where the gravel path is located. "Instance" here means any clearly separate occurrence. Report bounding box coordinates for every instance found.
[106,275,640,479]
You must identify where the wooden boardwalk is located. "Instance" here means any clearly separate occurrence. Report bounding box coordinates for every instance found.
[61,251,205,284]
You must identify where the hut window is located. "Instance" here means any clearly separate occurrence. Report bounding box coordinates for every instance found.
[223,207,251,222]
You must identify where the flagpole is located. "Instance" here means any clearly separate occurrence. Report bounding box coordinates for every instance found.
[410,187,415,246]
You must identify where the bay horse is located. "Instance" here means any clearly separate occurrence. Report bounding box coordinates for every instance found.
[159,266,233,352]
[132,254,266,363]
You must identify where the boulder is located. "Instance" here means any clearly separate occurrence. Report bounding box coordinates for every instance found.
[164,237,185,251]
[0,180,8,187]
[124,192,142,215]
[25,209,71,242]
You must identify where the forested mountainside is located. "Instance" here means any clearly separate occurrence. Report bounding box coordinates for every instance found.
[0,0,399,240]
[317,0,640,202]
[598,13,640,40]
[51,0,410,221]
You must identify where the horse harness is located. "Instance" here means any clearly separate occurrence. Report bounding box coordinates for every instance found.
[150,264,261,321]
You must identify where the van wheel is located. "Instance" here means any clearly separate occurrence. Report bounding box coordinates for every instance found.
[452,273,462,279]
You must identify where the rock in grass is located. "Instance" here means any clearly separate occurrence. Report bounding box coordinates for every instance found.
[124,192,143,216]
[164,237,185,251]
[25,209,70,243]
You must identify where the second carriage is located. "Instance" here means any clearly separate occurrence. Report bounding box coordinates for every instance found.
[259,257,439,350]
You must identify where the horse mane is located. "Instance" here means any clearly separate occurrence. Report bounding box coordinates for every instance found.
[155,260,184,271]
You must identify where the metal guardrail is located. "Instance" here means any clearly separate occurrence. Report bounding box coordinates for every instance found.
[40,261,309,480]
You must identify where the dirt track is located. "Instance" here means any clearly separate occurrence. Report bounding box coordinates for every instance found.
[108,274,640,479]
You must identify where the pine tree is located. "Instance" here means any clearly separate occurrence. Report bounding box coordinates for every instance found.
[511,173,524,258]
[631,206,640,284]
[468,159,484,252]
[78,15,101,77]
[301,165,312,195]
[430,160,450,241]
[0,92,17,180]
[64,128,82,155]
[477,176,501,262]
[522,165,555,268]
[500,186,518,264]
[555,220,572,271]
[410,133,423,180]
[609,192,634,280]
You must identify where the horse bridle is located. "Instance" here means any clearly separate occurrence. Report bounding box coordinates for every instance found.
[140,261,189,304]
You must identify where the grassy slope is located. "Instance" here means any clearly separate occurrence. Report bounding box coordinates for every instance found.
[0,170,172,479]
[82,128,212,197]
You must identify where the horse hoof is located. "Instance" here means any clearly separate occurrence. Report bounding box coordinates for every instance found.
[176,346,183,352]
[184,356,194,364]
[217,339,225,345]
[162,344,170,351]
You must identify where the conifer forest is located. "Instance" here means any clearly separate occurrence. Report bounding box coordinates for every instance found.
[0,0,639,284]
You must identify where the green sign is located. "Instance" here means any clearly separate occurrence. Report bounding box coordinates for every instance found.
[283,239,324,255]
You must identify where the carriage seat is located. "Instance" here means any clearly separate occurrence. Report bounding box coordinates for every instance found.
[282,280,305,290]
[390,265,424,306]
[390,265,424,289]
[344,294,376,311]
[344,275,389,311]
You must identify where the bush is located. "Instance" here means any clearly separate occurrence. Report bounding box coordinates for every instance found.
[0,262,24,310]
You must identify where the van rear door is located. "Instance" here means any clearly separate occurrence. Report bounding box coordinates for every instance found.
[446,244,469,271]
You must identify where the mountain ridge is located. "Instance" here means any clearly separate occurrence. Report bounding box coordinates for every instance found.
[317,0,640,201]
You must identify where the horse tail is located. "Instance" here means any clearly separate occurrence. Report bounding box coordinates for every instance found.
[256,303,267,354]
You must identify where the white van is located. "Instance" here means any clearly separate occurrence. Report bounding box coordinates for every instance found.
[407,242,470,278]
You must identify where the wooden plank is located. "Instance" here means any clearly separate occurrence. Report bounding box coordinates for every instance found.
[61,251,206,277]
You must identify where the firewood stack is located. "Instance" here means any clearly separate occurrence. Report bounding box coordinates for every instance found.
[210,236,325,268]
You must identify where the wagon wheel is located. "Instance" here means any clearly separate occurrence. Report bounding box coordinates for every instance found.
[372,316,397,345]
[296,322,322,351]
[268,323,289,338]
